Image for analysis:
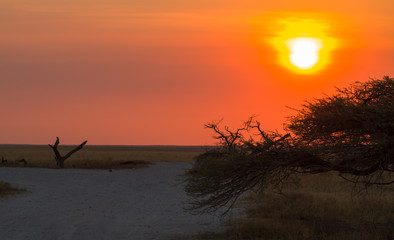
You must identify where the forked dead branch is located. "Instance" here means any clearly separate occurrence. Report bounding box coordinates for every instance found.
[48,137,88,167]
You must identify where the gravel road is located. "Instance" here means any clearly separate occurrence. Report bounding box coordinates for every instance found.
[0,163,223,240]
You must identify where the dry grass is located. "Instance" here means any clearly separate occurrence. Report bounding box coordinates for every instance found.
[0,145,204,169]
[0,181,26,198]
[197,173,394,240]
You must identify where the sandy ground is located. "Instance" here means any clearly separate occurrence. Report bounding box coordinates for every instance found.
[0,163,224,240]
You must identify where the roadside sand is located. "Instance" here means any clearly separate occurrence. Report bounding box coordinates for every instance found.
[0,163,223,240]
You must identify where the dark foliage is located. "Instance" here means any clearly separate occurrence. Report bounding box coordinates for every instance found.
[286,76,394,181]
[184,77,393,215]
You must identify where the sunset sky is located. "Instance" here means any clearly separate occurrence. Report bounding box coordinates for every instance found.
[1,0,393,145]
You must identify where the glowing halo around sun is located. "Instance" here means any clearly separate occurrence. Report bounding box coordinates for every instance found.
[270,18,338,75]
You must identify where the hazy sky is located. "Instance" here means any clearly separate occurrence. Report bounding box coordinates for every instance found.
[1,0,393,145]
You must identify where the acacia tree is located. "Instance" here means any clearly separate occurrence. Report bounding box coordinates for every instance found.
[287,76,393,182]
[184,76,393,215]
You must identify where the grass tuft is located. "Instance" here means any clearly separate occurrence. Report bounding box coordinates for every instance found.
[0,182,26,198]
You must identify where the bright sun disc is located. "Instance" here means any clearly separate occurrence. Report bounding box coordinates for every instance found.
[286,37,322,69]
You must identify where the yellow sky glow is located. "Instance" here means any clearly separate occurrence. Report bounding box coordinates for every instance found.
[270,17,338,74]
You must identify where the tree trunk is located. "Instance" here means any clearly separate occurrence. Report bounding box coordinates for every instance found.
[48,137,87,167]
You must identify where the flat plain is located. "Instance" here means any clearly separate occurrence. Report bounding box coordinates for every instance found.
[0,163,224,240]
[0,145,392,240]
[0,145,205,169]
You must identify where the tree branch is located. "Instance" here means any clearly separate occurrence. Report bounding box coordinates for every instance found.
[48,137,88,167]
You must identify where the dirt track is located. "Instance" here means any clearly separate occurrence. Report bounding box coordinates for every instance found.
[0,163,223,240]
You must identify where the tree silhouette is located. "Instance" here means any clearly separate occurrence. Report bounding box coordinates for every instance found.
[48,137,87,167]
[184,76,393,215]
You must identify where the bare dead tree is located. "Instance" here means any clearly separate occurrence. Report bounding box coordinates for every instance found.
[48,137,88,168]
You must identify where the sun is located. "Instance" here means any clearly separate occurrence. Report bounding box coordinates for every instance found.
[286,37,322,69]
[270,18,338,75]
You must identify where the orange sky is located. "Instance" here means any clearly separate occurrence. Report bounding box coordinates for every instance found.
[0,0,393,145]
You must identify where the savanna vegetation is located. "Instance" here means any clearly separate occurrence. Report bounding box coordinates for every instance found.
[0,141,203,195]
[196,173,393,240]
[185,76,393,239]
[0,144,203,169]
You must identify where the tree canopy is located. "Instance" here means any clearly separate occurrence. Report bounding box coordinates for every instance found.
[184,76,393,215]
